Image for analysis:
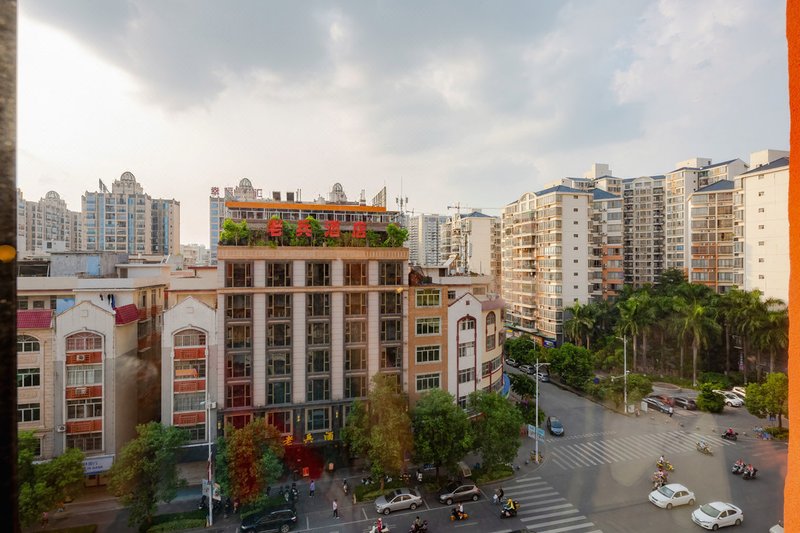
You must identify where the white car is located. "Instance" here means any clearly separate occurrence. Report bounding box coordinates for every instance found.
[648,483,696,509]
[731,386,747,399]
[691,502,744,530]
[713,390,744,407]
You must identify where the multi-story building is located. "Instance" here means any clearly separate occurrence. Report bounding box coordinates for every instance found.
[688,180,736,293]
[151,198,181,256]
[664,158,747,272]
[734,150,790,303]
[82,172,152,255]
[180,243,211,268]
[622,175,666,287]
[209,178,265,265]
[407,265,504,407]
[590,189,624,300]
[17,188,27,257]
[19,190,81,257]
[440,211,501,290]
[502,193,536,334]
[17,309,56,459]
[406,213,448,266]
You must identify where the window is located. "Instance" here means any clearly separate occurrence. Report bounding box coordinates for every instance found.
[306,407,330,432]
[345,320,367,343]
[17,298,28,310]
[460,318,476,331]
[344,262,367,285]
[758,207,765,213]
[486,312,497,350]
[380,292,402,314]
[17,335,40,353]
[345,348,367,371]
[416,317,440,336]
[175,360,206,379]
[226,353,252,378]
[306,262,330,286]
[307,322,330,345]
[758,191,765,196]
[416,288,441,307]
[307,293,331,317]
[458,368,474,383]
[345,376,367,398]
[267,411,293,434]
[267,352,292,376]
[759,241,765,246]
[380,346,401,369]
[307,350,330,373]
[17,368,40,387]
[67,398,102,419]
[345,292,367,315]
[226,324,252,349]
[266,262,292,287]
[458,341,475,358]
[486,333,497,351]
[33,300,45,309]
[67,432,102,452]
[759,274,765,279]
[225,262,252,287]
[381,318,403,341]
[226,294,252,319]
[226,383,252,408]
[180,423,206,442]
[67,365,103,386]
[448,290,456,300]
[758,224,765,230]
[266,294,292,318]
[266,323,292,347]
[416,373,440,392]
[18,403,40,422]
[306,378,330,401]
[174,328,206,347]
[66,332,102,351]
[267,381,292,404]
[758,258,765,263]
[174,392,204,412]
[415,345,440,364]
[379,262,403,285]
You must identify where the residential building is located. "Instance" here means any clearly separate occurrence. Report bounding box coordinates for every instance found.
[440,211,501,291]
[501,193,536,334]
[17,188,27,257]
[622,175,666,287]
[17,310,56,460]
[82,172,152,254]
[151,198,181,256]
[688,180,736,293]
[20,190,81,257]
[406,213,448,266]
[180,243,211,268]
[209,178,265,265]
[734,151,790,303]
[590,189,624,300]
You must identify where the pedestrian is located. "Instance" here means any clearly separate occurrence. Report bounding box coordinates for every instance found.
[492,491,499,505]
[668,406,674,418]
[41,510,49,528]
[498,486,505,501]
[309,479,316,497]
[416,469,423,483]
[333,498,339,518]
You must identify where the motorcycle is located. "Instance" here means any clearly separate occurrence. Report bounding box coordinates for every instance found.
[198,495,222,514]
[450,508,469,521]
[290,486,299,502]
[742,468,758,480]
[409,520,428,532]
[500,501,520,518]
[369,522,389,533]
[656,460,674,472]
[731,463,745,475]
[722,431,739,441]
[651,473,667,490]
[696,442,713,455]
[343,479,349,495]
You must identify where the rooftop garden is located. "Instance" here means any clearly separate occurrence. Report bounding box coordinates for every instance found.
[219,216,408,248]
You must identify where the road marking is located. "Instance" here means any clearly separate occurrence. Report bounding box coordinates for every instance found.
[523,515,588,528]
[454,522,477,528]
[537,522,597,533]
[520,508,580,521]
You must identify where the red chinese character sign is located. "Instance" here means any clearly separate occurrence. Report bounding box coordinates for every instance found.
[296,219,312,237]
[268,218,283,237]
[324,220,341,238]
[353,221,367,239]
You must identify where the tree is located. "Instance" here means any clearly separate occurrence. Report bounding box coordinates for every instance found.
[549,343,594,390]
[219,218,251,245]
[385,223,409,247]
[676,299,721,386]
[695,383,725,413]
[508,372,536,399]
[505,336,536,365]
[216,420,285,505]
[108,422,188,529]
[746,372,789,428]
[564,302,595,350]
[468,391,524,470]
[411,389,473,482]
[617,296,646,371]
[17,432,85,527]
[342,374,413,490]
[599,373,653,409]
[755,304,788,374]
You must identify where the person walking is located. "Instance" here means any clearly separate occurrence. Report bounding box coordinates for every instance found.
[668,406,674,418]
[309,479,316,497]
[333,498,339,518]
[41,511,49,528]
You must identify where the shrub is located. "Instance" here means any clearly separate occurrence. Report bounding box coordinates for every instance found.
[765,426,789,441]
[695,383,725,413]
[700,372,732,389]
[473,464,513,484]
[147,518,206,532]
[353,478,405,502]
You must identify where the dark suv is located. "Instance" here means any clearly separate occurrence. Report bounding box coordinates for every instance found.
[240,507,297,533]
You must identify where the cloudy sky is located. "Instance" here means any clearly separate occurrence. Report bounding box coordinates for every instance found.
[19,0,789,246]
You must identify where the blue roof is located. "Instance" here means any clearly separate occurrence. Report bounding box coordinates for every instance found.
[462,211,491,218]
[695,179,734,193]
[592,189,620,200]
[702,159,738,170]
[738,156,789,176]
[535,184,588,196]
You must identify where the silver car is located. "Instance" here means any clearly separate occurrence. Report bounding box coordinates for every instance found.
[375,488,423,515]
[438,482,481,505]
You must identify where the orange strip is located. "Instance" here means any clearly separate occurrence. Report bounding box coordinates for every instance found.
[226,201,387,213]
[787,0,798,530]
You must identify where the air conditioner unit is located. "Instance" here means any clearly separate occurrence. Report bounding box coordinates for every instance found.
[56,425,66,433]
[75,387,87,395]
[76,354,86,362]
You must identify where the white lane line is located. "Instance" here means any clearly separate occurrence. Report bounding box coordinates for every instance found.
[516,497,566,507]
[522,515,588,528]
[516,476,542,482]
[511,492,560,503]
[520,508,580,522]
[536,522,597,533]
[557,446,595,467]
[511,480,549,489]
[525,503,575,513]
[552,457,570,470]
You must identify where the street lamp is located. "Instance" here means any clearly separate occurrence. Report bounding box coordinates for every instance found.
[617,336,628,413]
[533,356,550,464]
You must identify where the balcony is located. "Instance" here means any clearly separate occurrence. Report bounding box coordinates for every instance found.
[66,418,103,434]
[66,385,102,400]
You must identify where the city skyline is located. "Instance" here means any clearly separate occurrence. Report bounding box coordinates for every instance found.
[19,1,789,245]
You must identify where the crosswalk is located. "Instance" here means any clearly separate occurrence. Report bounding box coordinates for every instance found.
[549,430,736,470]
[490,476,602,533]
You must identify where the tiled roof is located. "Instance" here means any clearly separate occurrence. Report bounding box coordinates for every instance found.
[535,184,588,196]
[114,303,139,325]
[17,310,53,329]
[462,211,492,218]
[738,156,789,176]
[695,179,734,193]
[592,189,619,200]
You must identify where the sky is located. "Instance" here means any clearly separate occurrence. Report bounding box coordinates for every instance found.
[18,0,789,246]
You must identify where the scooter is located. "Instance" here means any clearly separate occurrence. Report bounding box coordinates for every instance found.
[742,468,758,480]
[656,460,674,472]
[450,508,469,521]
[409,520,428,532]
[500,501,520,518]
[696,442,713,455]
[369,522,389,533]
[731,463,745,475]
[722,431,739,441]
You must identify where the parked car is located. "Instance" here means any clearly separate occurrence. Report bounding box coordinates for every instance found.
[731,386,747,399]
[648,483,696,509]
[769,521,784,533]
[546,416,564,436]
[673,396,697,410]
[713,390,744,407]
[240,507,297,533]
[536,372,550,382]
[438,482,481,505]
[505,357,519,367]
[518,364,535,375]
[375,488,423,515]
[691,501,743,530]
[650,394,675,406]
[644,397,672,414]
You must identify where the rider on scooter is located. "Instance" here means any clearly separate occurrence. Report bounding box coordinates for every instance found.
[725,427,736,438]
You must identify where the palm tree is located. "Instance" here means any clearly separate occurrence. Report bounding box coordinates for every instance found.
[718,289,746,374]
[730,289,767,383]
[564,302,595,350]
[677,300,721,386]
[617,295,648,372]
[755,303,788,374]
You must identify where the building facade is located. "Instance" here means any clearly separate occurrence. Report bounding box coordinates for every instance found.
[590,189,624,300]
[406,213,448,266]
[151,198,181,256]
[20,190,81,257]
[440,211,501,291]
[688,180,736,293]
[622,175,666,287]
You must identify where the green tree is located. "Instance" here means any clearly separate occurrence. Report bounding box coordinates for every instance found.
[108,422,188,529]
[599,373,653,409]
[17,432,85,527]
[754,304,788,374]
[549,343,594,390]
[505,336,536,365]
[564,302,595,350]
[746,372,789,428]
[508,372,536,399]
[695,383,725,413]
[385,223,409,247]
[676,299,721,386]
[216,420,285,505]
[219,218,251,245]
[411,389,473,482]
[467,391,524,470]
[617,295,646,372]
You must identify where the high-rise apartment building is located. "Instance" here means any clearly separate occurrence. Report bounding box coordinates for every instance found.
[688,180,736,293]
[209,178,265,264]
[590,189,624,299]
[734,150,790,303]
[622,175,666,287]
[151,198,181,256]
[406,213,447,266]
[440,211,501,290]
[19,190,81,257]
[82,172,152,254]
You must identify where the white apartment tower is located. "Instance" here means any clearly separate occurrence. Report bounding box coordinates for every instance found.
[21,190,81,256]
[622,175,666,287]
[406,214,448,265]
[151,198,181,256]
[440,211,501,289]
[82,172,152,255]
[590,189,624,300]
